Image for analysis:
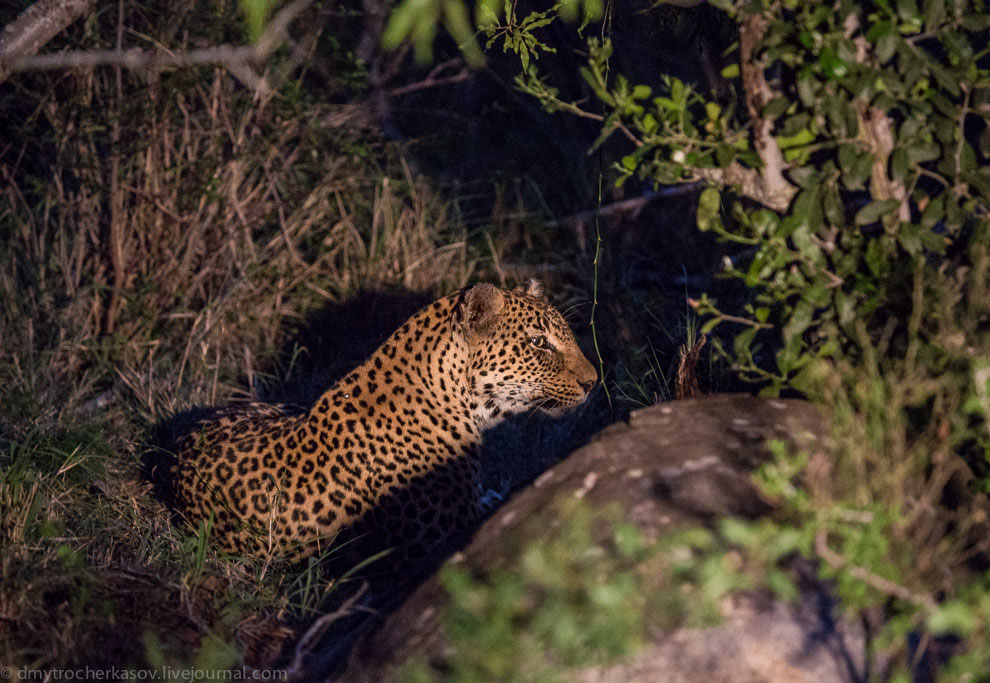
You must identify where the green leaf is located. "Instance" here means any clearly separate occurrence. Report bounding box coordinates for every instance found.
[854,199,901,225]
[613,523,646,558]
[848,152,873,190]
[865,237,891,276]
[797,68,817,107]
[896,0,918,21]
[782,299,814,346]
[239,0,271,43]
[721,63,740,79]
[920,193,945,228]
[926,57,961,97]
[670,78,686,109]
[792,187,823,229]
[653,96,677,112]
[921,0,944,30]
[897,222,923,255]
[734,327,758,357]
[890,147,908,180]
[443,0,485,67]
[696,187,722,232]
[411,7,440,63]
[715,144,735,167]
[927,600,976,637]
[475,0,502,27]
[906,142,940,164]
[632,84,652,100]
[766,568,799,602]
[876,33,898,64]
[792,224,823,264]
[776,128,815,150]
[719,518,755,546]
[789,166,818,189]
[838,143,857,174]
[819,49,849,80]
[763,97,789,120]
[823,184,844,226]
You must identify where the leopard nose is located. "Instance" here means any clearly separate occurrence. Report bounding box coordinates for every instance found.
[580,378,597,392]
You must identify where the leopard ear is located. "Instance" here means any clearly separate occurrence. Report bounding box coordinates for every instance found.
[461,283,505,336]
[512,278,545,300]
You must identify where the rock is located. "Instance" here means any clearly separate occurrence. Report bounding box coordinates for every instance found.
[577,591,864,683]
[339,395,865,682]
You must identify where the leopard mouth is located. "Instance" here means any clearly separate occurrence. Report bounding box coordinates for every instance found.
[532,391,587,415]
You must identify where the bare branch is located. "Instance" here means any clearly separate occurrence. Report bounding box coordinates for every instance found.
[3,0,311,92]
[816,529,935,610]
[690,162,792,212]
[546,183,704,229]
[737,12,797,212]
[12,44,257,72]
[857,104,911,223]
[844,12,911,223]
[286,582,369,680]
[0,0,97,84]
[387,59,471,97]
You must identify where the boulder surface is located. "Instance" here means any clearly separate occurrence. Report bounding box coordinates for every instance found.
[340,395,866,682]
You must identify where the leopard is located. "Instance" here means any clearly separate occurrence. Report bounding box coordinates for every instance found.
[170,280,598,573]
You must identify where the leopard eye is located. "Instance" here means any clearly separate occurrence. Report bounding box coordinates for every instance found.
[529,335,551,350]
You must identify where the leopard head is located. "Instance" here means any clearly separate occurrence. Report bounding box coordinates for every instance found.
[458,280,598,424]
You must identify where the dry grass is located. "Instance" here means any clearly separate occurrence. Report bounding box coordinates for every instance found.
[0,12,478,668]
[0,64,473,430]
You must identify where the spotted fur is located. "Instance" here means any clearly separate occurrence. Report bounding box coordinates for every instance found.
[171,281,597,568]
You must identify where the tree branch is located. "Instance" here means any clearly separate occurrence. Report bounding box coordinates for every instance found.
[737,11,797,213]
[690,162,792,212]
[857,104,911,223]
[546,182,705,229]
[815,529,935,610]
[0,0,97,84]
[843,12,911,224]
[2,0,311,92]
[387,58,470,96]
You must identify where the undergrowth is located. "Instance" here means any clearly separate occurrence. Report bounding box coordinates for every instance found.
[0,0,480,672]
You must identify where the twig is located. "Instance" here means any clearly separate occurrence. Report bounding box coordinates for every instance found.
[687,298,775,329]
[5,0,311,92]
[387,62,471,97]
[610,118,644,148]
[844,12,910,224]
[857,103,911,224]
[546,182,704,229]
[285,582,369,680]
[815,529,935,610]
[737,11,797,213]
[0,0,97,84]
[689,163,792,213]
[954,84,971,198]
